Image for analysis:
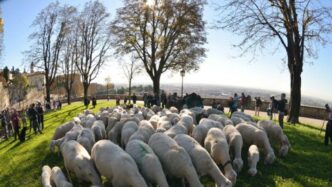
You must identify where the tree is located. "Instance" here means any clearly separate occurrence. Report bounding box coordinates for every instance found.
[75,1,112,101]
[27,2,75,103]
[122,56,142,103]
[112,0,207,99]
[60,7,78,105]
[215,0,332,123]
[8,73,29,104]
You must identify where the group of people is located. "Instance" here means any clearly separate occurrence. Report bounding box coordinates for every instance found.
[0,102,45,142]
[115,93,138,106]
[228,93,253,114]
[84,97,98,109]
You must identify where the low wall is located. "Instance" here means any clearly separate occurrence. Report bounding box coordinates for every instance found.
[63,95,327,120]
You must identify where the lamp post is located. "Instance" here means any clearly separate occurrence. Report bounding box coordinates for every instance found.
[180,69,185,98]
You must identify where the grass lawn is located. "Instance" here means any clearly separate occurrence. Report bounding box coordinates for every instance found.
[0,100,331,187]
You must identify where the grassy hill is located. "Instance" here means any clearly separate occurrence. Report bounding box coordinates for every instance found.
[0,100,331,187]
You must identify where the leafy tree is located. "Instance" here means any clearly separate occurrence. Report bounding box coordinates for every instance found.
[112,0,207,99]
[215,0,332,123]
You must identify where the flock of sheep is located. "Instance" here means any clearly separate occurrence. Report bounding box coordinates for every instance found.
[41,105,291,187]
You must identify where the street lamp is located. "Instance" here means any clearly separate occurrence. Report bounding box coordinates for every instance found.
[180,69,185,98]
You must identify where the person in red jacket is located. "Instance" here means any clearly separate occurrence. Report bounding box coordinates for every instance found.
[11,109,20,140]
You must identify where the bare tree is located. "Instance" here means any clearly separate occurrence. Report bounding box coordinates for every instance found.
[27,3,75,102]
[215,0,332,123]
[122,56,142,103]
[112,0,207,100]
[60,7,78,105]
[75,1,112,101]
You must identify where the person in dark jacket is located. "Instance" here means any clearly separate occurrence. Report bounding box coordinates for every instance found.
[132,93,137,105]
[11,109,20,140]
[36,103,44,130]
[277,93,287,129]
[28,104,42,134]
[84,98,90,109]
[92,97,97,108]
[161,91,167,108]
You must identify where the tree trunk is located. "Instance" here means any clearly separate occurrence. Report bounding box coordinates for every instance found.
[45,82,51,103]
[152,75,161,106]
[287,69,302,123]
[128,79,132,104]
[83,82,89,101]
[66,88,71,105]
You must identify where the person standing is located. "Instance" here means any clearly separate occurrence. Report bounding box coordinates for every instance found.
[132,93,137,105]
[1,111,8,140]
[240,92,246,112]
[324,104,332,146]
[11,109,20,140]
[92,97,97,108]
[277,93,287,129]
[36,103,44,130]
[161,91,167,108]
[28,104,42,134]
[254,97,262,116]
[84,98,90,109]
[124,96,128,105]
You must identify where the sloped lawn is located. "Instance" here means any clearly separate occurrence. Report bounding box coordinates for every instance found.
[0,100,331,187]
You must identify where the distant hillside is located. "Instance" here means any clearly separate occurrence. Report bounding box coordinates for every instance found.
[114,83,330,108]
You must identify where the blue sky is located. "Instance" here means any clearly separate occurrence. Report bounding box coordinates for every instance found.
[1,0,331,101]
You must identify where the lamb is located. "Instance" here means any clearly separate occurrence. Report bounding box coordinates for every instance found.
[231,111,253,122]
[108,120,124,145]
[257,120,291,157]
[50,124,83,152]
[91,140,148,187]
[121,120,139,147]
[60,140,101,186]
[247,145,260,176]
[180,109,197,125]
[166,113,180,125]
[148,133,203,187]
[204,128,237,185]
[230,116,245,126]
[91,120,106,141]
[129,120,155,143]
[126,140,169,187]
[235,123,276,164]
[77,128,95,153]
[174,134,232,187]
[208,114,229,126]
[41,165,52,187]
[223,125,243,173]
[106,117,119,134]
[157,120,172,130]
[51,166,73,187]
[81,114,96,128]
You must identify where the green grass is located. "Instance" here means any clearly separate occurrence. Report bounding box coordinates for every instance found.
[0,100,332,187]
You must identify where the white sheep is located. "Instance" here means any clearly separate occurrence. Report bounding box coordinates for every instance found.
[206,108,224,116]
[51,166,73,187]
[191,118,224,145]
[178,113,195,134]
[230,116,246,126]
[129,120,155,143]
[204,128,237,185]
[91,120,106,141]
[157,120,172,130]
[223,125,243,173]
[126,140,169,187]
[166,113,180,125]
[148,133,203,187]
[164,124,188,138]
[51,121,75,141]
[106,117,119,134]
[77,128,95,153]
[50,124,83,153]
[174,134,232,187]
[91,140,148,187]
[235,123,276,165]
[257,120,291,157]
[41,165,52,187]
[247,145,260,176]
[180,109,197,125]
[108,120,124,145]
[169,106,179,113]
[149,115,161,129]
[60,140,101,186]
[121,120,139,147]
[208,114,229,126]
[231,111,253,122]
